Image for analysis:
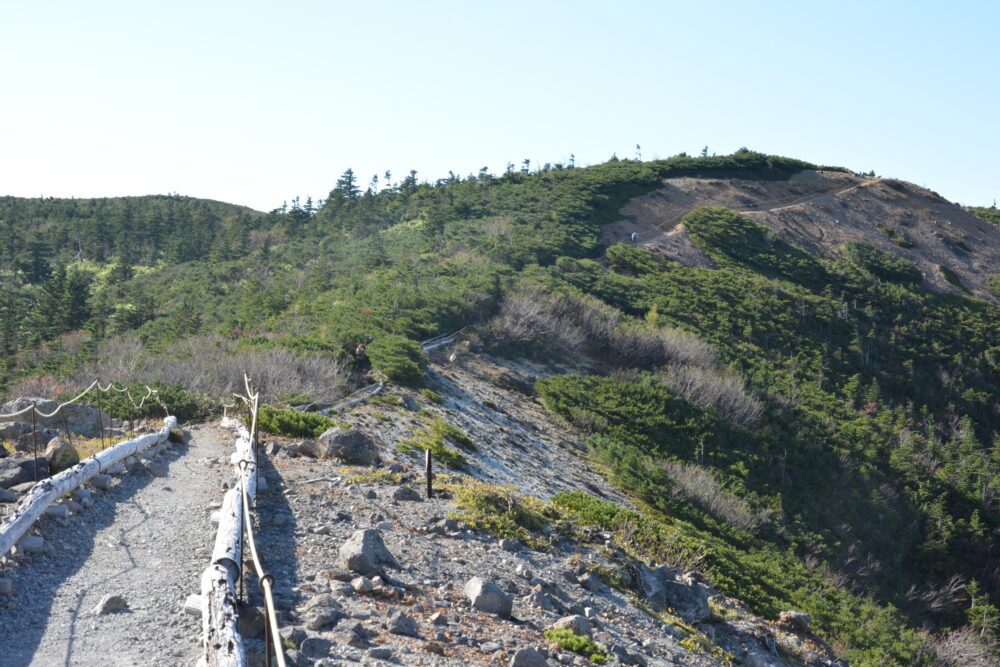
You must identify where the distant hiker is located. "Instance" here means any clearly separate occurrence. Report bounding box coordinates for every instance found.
[355,335,375,363]
[630,231,639,245]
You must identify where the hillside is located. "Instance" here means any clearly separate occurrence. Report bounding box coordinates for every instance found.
[611,170,1000,303]
[1,150,998,665]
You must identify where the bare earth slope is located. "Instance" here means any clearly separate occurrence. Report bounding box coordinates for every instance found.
[607,170,1000,303]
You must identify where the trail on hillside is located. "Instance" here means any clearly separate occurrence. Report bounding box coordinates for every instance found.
[0,425,230,667]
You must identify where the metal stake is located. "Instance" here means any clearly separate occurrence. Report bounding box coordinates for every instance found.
[425,449,433,499]
[31,404,38,482]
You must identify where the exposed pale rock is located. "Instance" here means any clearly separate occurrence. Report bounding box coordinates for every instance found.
[338,529,400,576]
[44,437,79,474]
[93,594,127,614]
[552,614,591,637]
[464,576,513,617]
[387,610,419,637]
[509,647,548,667]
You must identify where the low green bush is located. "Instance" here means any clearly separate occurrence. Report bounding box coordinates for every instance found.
[841,241,921,284]
[254,404,337,438]
[543,628,609,664]
[988,275,1000,299]
[366,334,425,385]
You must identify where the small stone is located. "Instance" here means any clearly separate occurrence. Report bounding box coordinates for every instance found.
[392,486,422,502]
[93,594,127,614]
[339,529,401,576]
[10,481,36,495]
[464,576,513,617]
[183,594,203,616]
[578,572,607,593]
[330,581,354,597]
[300,636,333,658]
[499,538,520,552]
[18,535,44,553]
[364,489,377,499]
[429,611,449,626]
[387,611,419,637]
[0,578,12,596]
[352,576,373,593]
[481,641,503,653]
[279,625,307,649]
[305,610,340,631]
[368,646,393,660]
[45,504,70,519]
[0,487,17,503]
[515,565,533,580]
[551,615,591,637]
[509,647,548,667]
[375,521,392,531]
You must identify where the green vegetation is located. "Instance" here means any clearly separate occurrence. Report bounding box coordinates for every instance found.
[939,264,970,293]
[254,404,337,438]
[420,387,444,403]
[987,275,1000,299]
[966,205,1000,226]
[2,149,997,664]
[543,628,610,664]
[94,381,214,423]
[841,240,922,283]
[451,478,549,546]
[398,416,471,468]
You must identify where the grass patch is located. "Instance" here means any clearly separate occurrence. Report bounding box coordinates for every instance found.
[543,628,609,664]
[370,393,403,407]
[451,478,550,546]
[398,417,470,469]
[420,388,444,404]
[346,469,405,485]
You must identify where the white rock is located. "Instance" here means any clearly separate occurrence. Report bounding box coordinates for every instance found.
[93,594,127,615]
[183,594,204,616]
[463,576,512,617]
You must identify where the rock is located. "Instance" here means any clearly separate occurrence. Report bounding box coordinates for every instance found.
[552,615,591,637]
[88,474,113,490]
[387,610,419,637]
[352,576,374,593]
[299,636,333,658]
[778,610,812,632]
[392,486,422,502]
[0,422,29,442]
[10,481,36,495]
[0,446,6,459]
[464,576,513,617]
[294,441,317,458]
[523,588,562,612]
[44,504,70,519]
[0,578,12,595]
[330,581,354,597]
[609,644,647,665]
[634,564,711,622]
[279,625,307,649]
[18,535,44,553]
[93,594,127,614]
[336,619,371,648]
[303,593,340,611]
[577,572,606,593]
[509,647,548,667]
[14,429,61,453]
[183,594,204,616]
[480,641,503,653]
[44,437,80,473]
[338,529,401,576]
[305,610,341,631]
[0,487,17,503]
[499,538,520,552]
[0,457,49,489]
[429,611,449,626]
[368,646,394,660]
[314,428,380,464]
[265,441,281,455]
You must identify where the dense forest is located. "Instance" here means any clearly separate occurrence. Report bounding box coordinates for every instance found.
[2,150,998,664]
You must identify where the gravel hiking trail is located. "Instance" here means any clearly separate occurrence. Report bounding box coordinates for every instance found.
[0,424,230,667]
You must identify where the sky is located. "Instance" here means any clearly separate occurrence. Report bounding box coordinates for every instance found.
[2,1,997,212]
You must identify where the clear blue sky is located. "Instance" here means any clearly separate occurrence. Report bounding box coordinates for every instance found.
[3,1,997,211]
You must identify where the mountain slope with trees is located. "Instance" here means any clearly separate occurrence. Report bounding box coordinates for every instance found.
[1,150,998,665]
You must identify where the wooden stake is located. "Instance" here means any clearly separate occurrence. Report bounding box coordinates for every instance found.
[425,449,433,499]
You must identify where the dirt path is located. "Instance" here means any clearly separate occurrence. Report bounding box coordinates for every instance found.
[0,424,230,667]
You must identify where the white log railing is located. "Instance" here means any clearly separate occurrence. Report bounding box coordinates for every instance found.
[0,416,178,559]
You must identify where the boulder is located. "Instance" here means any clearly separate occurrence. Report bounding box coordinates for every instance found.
[464,576,513,617]
[0,397,108,438]
[88,474,112,490]
[338,529,401,576]
[634,564,711,622]
[0,457,49,489]
[0,487,17,503]
[551,614,591,637]
[44,437,79,474]
[312,428,380,464]
[778,610,812,632]
[0,422,29,442]
[508,647,548,667]
[14,429,61,453]
[18,535,44,553]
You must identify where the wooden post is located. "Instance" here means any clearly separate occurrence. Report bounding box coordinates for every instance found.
[97,389,105,450]
[425,449,433,499]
